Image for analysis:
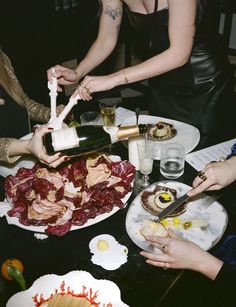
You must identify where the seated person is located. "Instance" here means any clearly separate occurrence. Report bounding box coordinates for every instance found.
[0,48,66,168]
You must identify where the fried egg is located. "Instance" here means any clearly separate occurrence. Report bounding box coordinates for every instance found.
[89,234,128,270]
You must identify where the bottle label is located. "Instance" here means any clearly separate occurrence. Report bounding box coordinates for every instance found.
[103,126,119,143]
[51,128,79,151]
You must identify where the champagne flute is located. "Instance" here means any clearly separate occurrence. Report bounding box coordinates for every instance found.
[137,137,154,189]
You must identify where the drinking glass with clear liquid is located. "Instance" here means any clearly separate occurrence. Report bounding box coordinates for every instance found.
[99,102,116,126]
[137,138,154,189]
[160,143,185,179]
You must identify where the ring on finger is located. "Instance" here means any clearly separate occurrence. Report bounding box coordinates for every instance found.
[161,244,168,254]
[163,262,168,270]
[84,86,92,95]
[197,170,207,181]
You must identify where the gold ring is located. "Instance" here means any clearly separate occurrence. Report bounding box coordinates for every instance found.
[85,87,92,95]
[197,171,207,181]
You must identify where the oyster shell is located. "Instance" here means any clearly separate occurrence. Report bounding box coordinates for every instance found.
[140,185,186,217]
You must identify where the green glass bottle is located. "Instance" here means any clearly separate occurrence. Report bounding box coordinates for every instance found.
[43,124,147,157]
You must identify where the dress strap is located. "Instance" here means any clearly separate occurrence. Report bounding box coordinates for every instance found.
[154,0,158,12]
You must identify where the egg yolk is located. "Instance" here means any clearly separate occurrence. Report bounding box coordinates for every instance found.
[159,193,171,203]
[97,239,109,251]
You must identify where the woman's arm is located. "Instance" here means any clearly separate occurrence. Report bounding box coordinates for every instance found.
[140,229,223,280]
[3,51,51,123]
[75,0,123,80]
[75,0,196,98]
[118,0,196,83]
[47,0,123,96]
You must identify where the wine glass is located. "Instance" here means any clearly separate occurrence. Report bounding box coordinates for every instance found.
[137,137,154,189]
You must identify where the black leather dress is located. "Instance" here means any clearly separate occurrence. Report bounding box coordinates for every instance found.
[125,0,235,145]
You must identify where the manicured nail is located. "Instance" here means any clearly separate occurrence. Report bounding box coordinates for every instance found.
[64,157,69,161]
[48,127,54,130]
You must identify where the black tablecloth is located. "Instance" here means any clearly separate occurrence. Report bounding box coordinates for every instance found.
[0,142,235,307]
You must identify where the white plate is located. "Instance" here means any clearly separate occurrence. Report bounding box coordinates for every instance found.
[121,115,200,159]
[0,155,133,234]
[0,133,35,178]
[125,181,228,252]
[6,270,129,307]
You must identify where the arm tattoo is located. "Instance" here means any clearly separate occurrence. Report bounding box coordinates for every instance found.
[105,5,122,20]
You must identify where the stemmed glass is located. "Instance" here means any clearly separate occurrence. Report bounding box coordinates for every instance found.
[136,137,154,189]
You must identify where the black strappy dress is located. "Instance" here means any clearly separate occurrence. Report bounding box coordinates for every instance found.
[125,0,235,145]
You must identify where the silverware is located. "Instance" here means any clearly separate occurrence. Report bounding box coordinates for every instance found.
[135,108,140,125]
[155,192,222,222]
[155,193,190,222]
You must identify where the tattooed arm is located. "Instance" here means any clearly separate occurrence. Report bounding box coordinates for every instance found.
[47,0,123,99]
[75,0,123,80]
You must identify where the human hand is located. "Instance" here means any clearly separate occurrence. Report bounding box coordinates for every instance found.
[188,158,236,197]
[140,229,223,279]
[140,229,208,271]
[27,125,69,168]
[47,65,78,92]
[72,74,119,101]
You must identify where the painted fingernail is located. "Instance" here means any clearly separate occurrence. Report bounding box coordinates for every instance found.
[64,157,69,161]
[48,127,54,130]
[58,153,63,158]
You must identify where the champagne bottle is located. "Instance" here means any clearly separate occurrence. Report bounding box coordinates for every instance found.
[43,125,147,157]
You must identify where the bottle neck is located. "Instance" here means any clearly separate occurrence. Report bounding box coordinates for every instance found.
[117,124,147,140]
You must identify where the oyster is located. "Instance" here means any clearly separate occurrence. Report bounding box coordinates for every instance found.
[140,185,186,217]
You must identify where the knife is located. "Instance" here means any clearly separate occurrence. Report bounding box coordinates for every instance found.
[155,193,190,222]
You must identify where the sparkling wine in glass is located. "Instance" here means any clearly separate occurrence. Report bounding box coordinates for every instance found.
[137,138,154,189]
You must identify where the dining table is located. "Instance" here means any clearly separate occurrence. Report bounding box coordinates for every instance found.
[0,129,235,307]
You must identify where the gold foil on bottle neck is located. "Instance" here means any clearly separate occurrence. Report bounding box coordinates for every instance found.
[117,125,139,140]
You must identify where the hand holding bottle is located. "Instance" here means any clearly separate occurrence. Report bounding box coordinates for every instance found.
[27,125,68,168]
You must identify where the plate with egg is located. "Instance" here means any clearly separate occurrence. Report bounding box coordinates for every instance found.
[89,234,128,271]
[125,181,228,252]
[121,115,200,159]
